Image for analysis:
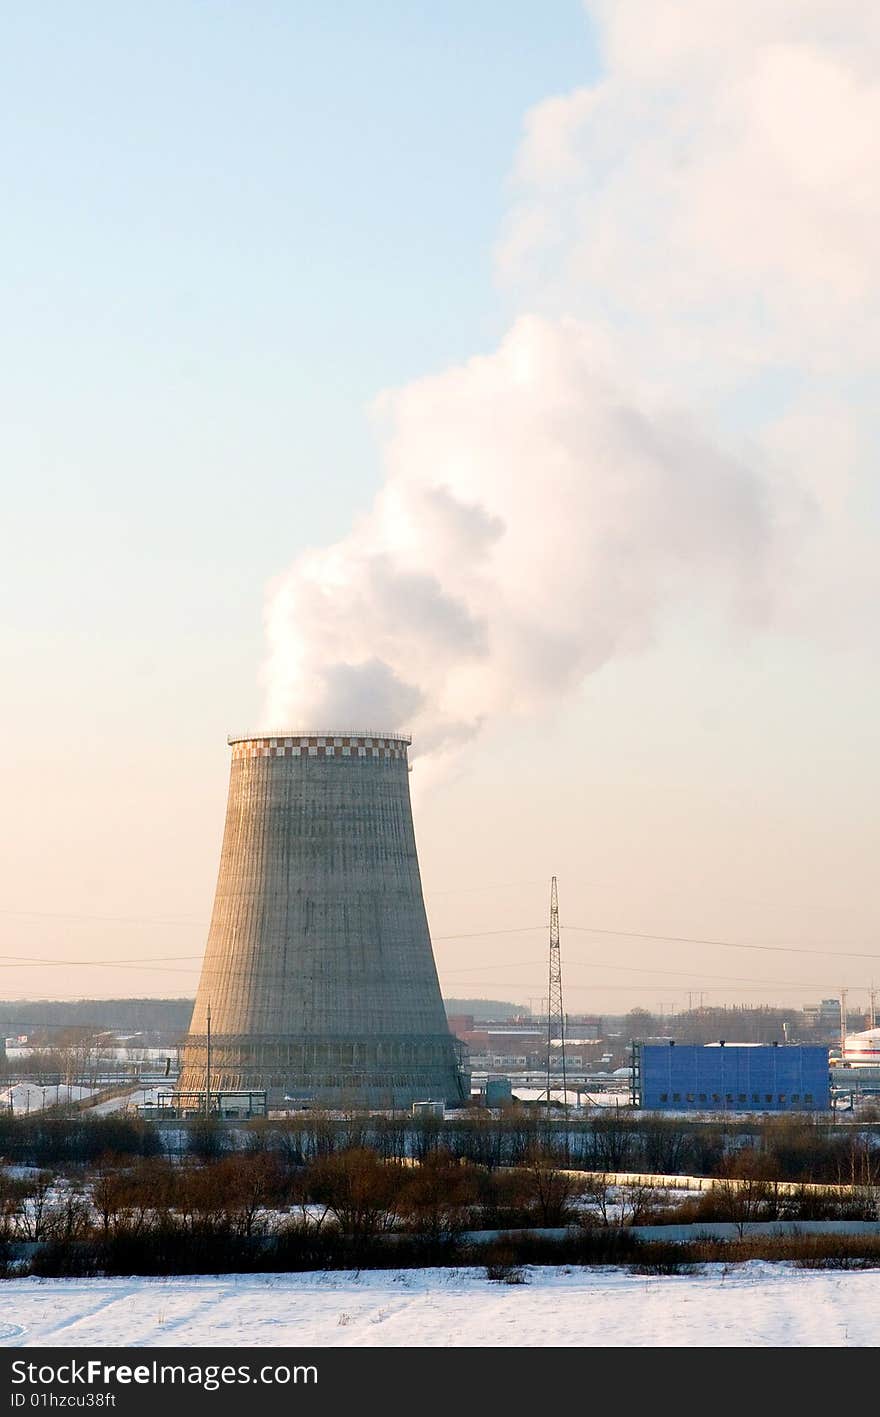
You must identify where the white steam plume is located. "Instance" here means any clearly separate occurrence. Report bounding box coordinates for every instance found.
[262,316,778,763]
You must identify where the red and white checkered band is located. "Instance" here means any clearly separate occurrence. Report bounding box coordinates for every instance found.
[230,736,409,762]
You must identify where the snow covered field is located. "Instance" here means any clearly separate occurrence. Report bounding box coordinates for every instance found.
[1,1264,878,1347]
[0,1083,98,1115]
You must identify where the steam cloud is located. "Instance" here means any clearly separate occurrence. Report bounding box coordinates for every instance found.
[262,316,776,764]
[263,2,880,762]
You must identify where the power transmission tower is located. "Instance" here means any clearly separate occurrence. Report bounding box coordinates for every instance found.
[545,876,567,1108]
[205,999,212,1119]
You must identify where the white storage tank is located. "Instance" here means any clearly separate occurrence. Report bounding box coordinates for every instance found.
[842,1028,880,1064]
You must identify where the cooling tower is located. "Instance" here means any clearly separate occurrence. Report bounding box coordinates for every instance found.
[179,733,467,1109]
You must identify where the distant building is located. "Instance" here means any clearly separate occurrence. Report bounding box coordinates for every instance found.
[639,1042,830,1111]
[449,1014,603,1069]
[802,999,842,1030]
[446,1016,475,1038]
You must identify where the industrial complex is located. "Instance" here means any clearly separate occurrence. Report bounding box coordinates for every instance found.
[3,729,877,1119]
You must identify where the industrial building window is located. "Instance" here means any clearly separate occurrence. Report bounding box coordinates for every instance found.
[791,1093,800,1103]
[672,1092,681,1102]
[686,1093,695,1103]
[659,1093,668,1102]
[725,1094,733,1104]
[712,1093,720,1104]
[765,1094,773,1104]
[752,1093,760,1103]
[804,1093,813,1103]
[738,1094,746,1104]
[699,1093,707,1103]
[778,1095,786,1104]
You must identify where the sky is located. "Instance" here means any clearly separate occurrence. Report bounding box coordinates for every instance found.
[2,2,879,1016]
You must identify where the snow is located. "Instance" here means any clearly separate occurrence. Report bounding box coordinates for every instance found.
[0,1082,169,1118]
[578,1091,630,1106]
[103,1047,175,1062]
[511,1089,630,1106]
[87,1085,164,1116]
[1,1264,878,1347]
[0,1083,98,1115]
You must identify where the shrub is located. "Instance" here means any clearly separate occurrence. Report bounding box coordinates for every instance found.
[485,1251,528,1284]
[631,1242,701,1276]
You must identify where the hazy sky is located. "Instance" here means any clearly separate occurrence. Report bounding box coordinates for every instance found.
[3,2,879,1015]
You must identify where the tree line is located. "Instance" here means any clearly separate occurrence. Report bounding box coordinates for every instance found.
[1,1109,879,1184]
[2,1138,878,1279]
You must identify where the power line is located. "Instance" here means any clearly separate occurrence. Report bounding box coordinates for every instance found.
[435,923,880,960]
[433,927,545,940]
[0,880,546,925]
[565,925,880,962]
[424,879,547,897]
[439,957,872,989]
[4,915,880,991]
[0,953,200,965]
[436,959,542,972]
[0,956,200,973]
[5,903,879,960]
[0,909,205,927]
[441,987,847,996]
[563,960,813,988]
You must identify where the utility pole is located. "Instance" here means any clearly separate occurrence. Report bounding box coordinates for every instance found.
[545,877,567,1110]
[839,989,847,1061]
[205,1000,212,1119]
[870,986,877,1031]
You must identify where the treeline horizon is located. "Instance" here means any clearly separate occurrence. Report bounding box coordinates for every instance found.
[0,999,194,1041]
[0,999,848,1042]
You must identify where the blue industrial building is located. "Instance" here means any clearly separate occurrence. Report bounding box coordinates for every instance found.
[638,1042,830,1112]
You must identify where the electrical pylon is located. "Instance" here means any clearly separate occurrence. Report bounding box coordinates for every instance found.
[545,876,567,1107]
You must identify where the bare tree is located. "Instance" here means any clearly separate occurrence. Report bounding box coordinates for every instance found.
[14,1171,56,1241]
[307,1149,405,1240]
[520,1148,585,1227]
[617,1182,664,1227]
[401,1150,478,1242]
[589,1113,634,1171]
[581,1173,614,1228]
[711,1151,778,1237]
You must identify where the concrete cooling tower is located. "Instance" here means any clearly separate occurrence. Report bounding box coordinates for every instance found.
[179,733,467,1109]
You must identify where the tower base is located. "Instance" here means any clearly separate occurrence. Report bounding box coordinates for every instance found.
[178,1031,468,1109]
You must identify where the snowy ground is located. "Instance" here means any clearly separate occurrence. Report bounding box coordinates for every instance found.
[86,1085,164,1116]
[1,1264,878,1347]
[0,1083,98,1115]
[0,1083,168,1118]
